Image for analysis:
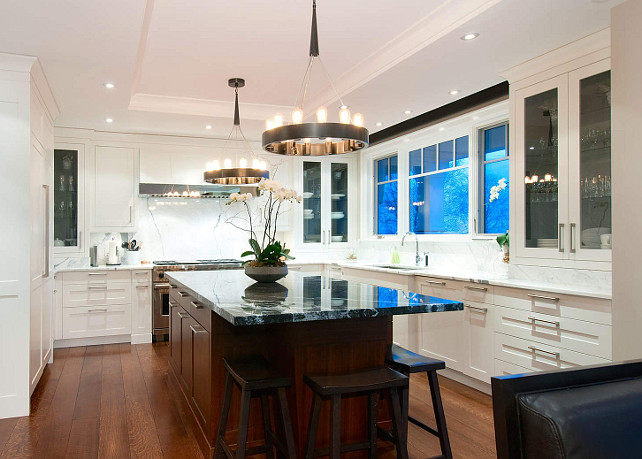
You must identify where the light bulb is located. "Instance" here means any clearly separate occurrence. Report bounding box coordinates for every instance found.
[292,108,303,124]
[212,160,220,171]
[182,191,189,197]
[352,113,364,127]
[274,113,283,128]
[316,106,327,123]
[252,159,260,169]
[532,175,539,182]
[239,158,247,168]
[224,158,232,169]
[266,119,275,130]
[260,161,267,170]
[339,107,351,124]
[545,174,552,182]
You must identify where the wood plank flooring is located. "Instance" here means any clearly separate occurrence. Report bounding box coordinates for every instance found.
[0,343,496,458]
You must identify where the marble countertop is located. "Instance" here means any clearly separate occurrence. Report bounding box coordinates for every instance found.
[310,261,612,300]
[165,270,463,327]
[54,258,153,273]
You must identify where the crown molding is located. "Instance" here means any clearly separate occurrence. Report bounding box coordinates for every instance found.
[0,52,36,73]
[30,59,60,120]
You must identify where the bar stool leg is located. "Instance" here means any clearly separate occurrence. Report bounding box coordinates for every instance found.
[304,394,322,459]
[260,395,275,459]
[367,392,378,459]
[276,388,297,459]
[389,387,409,459]
[427,371,453,459]
[215,373,234,459]
[235,390,252,459]
[330,394,341,459]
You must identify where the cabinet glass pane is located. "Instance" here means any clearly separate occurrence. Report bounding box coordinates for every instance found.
[524,89,559,248]
[579,71,611,250]
[303,161,322,243]
[54,149,79,248]
[330,163,348,243]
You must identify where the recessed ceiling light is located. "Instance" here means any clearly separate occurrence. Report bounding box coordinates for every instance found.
[449,90,460,95]
[375,122,383,127]
[103,82,115,89]
[105,118,113,123]
[403,138,410,143]
[472,116,479,120]
[439,127,445,131]
[205,125,212,130]
[403,110,412,115]
[461,33,479,41]
[529,146,535,150]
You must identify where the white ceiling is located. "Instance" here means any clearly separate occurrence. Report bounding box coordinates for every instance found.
[0,0,623,141]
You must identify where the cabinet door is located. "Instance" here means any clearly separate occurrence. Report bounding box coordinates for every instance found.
[53,144,85,254]
[132,282,152,338]
[302,160,324,247]
[180,312,193,389]
[514,75,569,260]
[94,146,135,229]
[462,303,494,383]
[190,322,211,428]
[568,60,612,262]
[169,301,183,376]
[328,161,349,245]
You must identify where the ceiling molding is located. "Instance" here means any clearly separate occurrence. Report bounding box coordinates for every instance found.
[304,0,504,112]
[128,93,292,120]
[130,0,155,99]
[30,59,60,120]
[0,52,36,73]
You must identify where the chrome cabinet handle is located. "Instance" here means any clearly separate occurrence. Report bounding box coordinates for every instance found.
[527,293,560,302]
[154,284,170,290]
[190,324,206,334]
[129,205,133,224]
[464,285,487,292]
[88,272,107,276]
[79,231,82,250]
[135,271,148,275]
[464,304,488,313]
[569,223,576,254]
[558,224,565,252]
[178,291,188,297]
[169,284,178,289]
[425,280,446,286]
[177,312,189,319]
[528,346,560,359]
[88,308,108,313]
[136,285,149,289]
[169,301,177,308]
[88,285,107,290]
[528,316,560,328]
[190,301,203,309]
[321,231,325,245]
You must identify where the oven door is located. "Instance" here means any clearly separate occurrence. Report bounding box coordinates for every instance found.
[153,283,170,339]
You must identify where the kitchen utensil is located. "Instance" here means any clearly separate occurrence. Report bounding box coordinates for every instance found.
[89,246,98,267]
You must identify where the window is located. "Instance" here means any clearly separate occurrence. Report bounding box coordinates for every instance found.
[479,123,509,234]
[409,137,469,234]
[375,155,398,235]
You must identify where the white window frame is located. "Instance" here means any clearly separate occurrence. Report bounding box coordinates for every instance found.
[374,154,399,236]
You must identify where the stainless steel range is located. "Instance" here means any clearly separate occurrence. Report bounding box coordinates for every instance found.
[152,259,243,341]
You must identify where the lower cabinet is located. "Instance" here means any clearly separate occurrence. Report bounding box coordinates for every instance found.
[169,300,183,376]
[190,321,212,426]
[462,303,494,383]
[62,303,132,339]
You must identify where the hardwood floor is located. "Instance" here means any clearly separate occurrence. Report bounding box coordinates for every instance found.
[0,343,496,458]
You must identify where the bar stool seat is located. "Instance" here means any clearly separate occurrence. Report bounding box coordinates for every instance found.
[385,344,453,459]
[304,367,409,459]
[215,356,296,459]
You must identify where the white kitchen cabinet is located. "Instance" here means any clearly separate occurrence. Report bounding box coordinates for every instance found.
[131,270,152,343]
[462,302,494,383]
[53,143,85,255]
[93,146,136,230]
[296,156,357,252]
[63,303,132,339]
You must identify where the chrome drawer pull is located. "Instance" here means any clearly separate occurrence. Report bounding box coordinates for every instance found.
[464,304,488,313]
[190,301,203,309]
[88,285,107,290]
[177,291,188,297]
[136,285,149,289]
[190,324,206,334]
[528,346,560,359]
[169,284,178,289]
[135,271,148,275]
[177,312,189,319]
[528,316,560,328]
[88,308,108,313]
[169,301,177,308]
[527,293,560,302]
[88,272,107,276]
[464,285,487,292]
[425,280,446,286]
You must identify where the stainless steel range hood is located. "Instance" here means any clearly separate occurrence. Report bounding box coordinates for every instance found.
[138,183,256,198]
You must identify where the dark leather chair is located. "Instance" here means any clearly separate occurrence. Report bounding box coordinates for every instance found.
[492,360,642,459]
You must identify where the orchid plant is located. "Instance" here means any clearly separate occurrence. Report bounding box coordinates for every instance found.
[227,179,302,267]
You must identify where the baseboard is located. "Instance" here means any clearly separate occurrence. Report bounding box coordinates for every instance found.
[54,334,131,348]
[131,333,152,344]
[438,368,492,395]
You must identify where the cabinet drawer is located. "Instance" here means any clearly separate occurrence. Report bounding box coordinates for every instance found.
[494,333,609,373]
[171,288,211,332]
[494,305,612,359]
[418,277,493,304]
[493,286,611,325]
[63,283,132,307]
[494,359,532,377]
[62,270,132,284]
[132,270,151,284]
[63,303,132,339]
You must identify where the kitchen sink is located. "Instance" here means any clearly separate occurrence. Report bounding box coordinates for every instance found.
[371,264,427,271]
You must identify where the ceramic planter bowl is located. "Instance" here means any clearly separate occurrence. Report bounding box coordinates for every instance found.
[244,264,288,283]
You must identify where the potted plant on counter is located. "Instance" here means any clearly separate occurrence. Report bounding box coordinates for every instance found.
[227,179,302,282]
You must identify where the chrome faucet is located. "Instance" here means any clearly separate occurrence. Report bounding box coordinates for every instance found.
[402,231,423,266]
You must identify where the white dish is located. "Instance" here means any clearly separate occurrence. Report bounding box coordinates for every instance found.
[331,212,345,219]
[331,299,345,307]
[581,227,610,246]
[600,244,612,249]
[303,214,315,220]
[302,192,313,199]
[304,208,313,214]
[331,194,345,200]
[331,236,344,242]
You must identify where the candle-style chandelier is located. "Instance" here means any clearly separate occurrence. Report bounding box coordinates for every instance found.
[204,78,269,185]
[262,0,369,156]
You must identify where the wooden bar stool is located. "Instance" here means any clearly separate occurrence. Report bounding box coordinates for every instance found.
[214,356,297,459]
[303,367,409,459]
[385,344,453,459]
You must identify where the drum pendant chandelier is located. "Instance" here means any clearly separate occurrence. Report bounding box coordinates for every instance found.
[204,78,269,185]
[262,0,369,156]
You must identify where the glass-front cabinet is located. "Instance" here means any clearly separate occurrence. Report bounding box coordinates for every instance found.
[299,156,354,250]
[53,144,85,254]
[514,59,610,264]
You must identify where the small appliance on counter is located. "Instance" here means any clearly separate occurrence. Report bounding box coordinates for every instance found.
[106,239,120,265]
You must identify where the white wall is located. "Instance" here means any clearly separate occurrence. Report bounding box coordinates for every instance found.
[611,0,642,361]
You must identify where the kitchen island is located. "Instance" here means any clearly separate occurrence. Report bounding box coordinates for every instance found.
[165,270,462,458]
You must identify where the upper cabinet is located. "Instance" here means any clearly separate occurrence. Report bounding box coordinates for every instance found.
[92,146,136,230]
[53,143,85,254]
[507,30,611,269]
[297,156,356,251]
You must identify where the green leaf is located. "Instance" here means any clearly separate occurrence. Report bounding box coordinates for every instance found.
[249,238,261,256]
[240,251,255,258]
[282,253,295,260]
